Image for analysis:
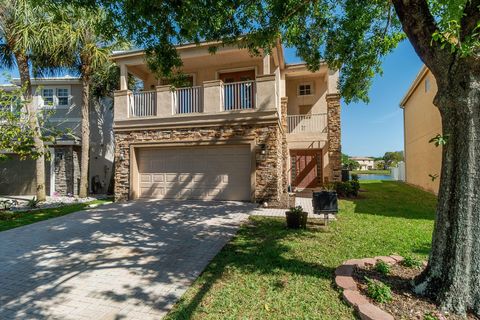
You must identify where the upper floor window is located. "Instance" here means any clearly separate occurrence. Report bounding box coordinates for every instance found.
[57,88,69,106]
[41,87,69,107]
[425,77,431,92]
[42,89,54,106]
[298,82,313,96]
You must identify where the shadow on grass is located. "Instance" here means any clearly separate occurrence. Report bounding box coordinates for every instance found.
[166,218,336,319]
[352,180,437,221]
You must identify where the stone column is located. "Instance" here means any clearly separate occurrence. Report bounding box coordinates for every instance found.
[326,93,342,182]
[280,97,289,193]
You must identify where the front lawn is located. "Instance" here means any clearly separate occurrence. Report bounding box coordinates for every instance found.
[351,169,390,175]
[166,181,437,320]
[0,199,112,232]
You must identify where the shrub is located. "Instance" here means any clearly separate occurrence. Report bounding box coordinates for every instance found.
[424,313,439,320]
[27,197,40,209]
[365,277,392,303]
[375,260,391,275]
[334,181,360,197]
[351,173,359,181]
[402,256,422,268]
[288,206,304,215]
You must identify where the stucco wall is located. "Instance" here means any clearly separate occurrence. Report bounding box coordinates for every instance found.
[285,76,328,115]
[403,70,442,194]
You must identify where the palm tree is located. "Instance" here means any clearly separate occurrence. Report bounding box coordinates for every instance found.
[45,6,121,198]
[0,0,54,201]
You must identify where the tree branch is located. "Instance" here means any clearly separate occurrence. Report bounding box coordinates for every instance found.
[460,0,480,41]
[391,0,452,77]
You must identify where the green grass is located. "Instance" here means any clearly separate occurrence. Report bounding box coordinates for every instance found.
[351,169,390,174]
[166,181,437,320]
[0,199,112,232]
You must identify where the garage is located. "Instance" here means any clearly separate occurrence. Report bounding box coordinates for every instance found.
[137,145,252,201]
[0,155,37,195]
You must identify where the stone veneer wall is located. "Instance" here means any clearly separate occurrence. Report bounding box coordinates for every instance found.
[114,123,285,203]
[326,93,342,182]
[53,146,81,195]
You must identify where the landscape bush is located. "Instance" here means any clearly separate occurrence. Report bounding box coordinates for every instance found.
[365,277,393,303]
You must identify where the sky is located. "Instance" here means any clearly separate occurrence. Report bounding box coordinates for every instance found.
[1,40,423,158]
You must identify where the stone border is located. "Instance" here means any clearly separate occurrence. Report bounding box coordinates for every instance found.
[334,255,404,320]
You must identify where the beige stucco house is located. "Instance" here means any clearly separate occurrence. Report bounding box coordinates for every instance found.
[350,157,375,171]
[0,77,114,196]
[400,66,442,194]
[112,40,342,203]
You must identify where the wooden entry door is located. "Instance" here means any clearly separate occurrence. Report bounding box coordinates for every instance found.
[219,69,255,83]
[291,150,321,189]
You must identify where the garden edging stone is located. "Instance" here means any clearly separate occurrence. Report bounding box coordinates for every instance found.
[335,255,404,320]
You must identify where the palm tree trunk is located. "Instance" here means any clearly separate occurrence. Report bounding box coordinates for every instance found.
[79,76,90,198]
[15,52,46,201]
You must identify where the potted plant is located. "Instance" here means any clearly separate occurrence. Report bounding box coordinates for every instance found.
[285,206,308,229]
[312,183,338,213]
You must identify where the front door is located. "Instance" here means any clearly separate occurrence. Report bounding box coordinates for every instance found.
[291,150,322,189]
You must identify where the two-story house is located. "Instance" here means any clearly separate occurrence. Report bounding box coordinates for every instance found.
[112,40,342,204]
[0,77,114,196]
[400,66,441,194]
[350,156,375,171]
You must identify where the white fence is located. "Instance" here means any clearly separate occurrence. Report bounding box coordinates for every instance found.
[223,80,255,111]
[174,86,203,114]
[391,161,406,181]
[287,114,328,134]
[130,91,156,117]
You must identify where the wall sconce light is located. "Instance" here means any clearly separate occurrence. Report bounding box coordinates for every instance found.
[256,144,267,162]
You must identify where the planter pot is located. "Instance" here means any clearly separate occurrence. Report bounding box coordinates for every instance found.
[285,211,308,229]
[312,191,338,213]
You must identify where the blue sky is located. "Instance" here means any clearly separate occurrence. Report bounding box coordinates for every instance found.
[1,40,422,158]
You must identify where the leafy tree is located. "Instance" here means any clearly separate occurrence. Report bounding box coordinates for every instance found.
[0,0,60,201]
[383,151,404,167]
[0,86,66,160]
[59,0,480,315]
[341,153,360,170]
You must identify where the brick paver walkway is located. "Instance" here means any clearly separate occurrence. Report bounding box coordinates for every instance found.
[0,200,255,320]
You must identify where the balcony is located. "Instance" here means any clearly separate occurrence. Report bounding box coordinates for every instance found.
[287,114,327,134]
[114,75,277,126]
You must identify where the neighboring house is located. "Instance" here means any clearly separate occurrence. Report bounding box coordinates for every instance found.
[112,40,342,203]
[400,66,441,194]
[0,77,114,196]
[350,157,375,171]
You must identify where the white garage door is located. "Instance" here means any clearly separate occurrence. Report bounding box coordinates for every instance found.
[138,145,252,201]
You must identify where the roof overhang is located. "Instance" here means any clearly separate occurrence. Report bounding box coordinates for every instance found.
[12,77,82,86]
[399,65,429,108]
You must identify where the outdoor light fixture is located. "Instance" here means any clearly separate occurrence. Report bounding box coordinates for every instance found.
[256,144,267,162]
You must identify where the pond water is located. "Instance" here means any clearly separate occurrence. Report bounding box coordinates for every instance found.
[355,174,392,181]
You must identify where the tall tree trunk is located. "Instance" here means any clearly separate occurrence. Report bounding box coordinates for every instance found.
[79,75,90,198]
[415,67,480,316]
[15,53,46,201]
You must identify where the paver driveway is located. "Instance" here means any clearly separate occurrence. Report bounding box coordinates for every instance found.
[0,200,256,320]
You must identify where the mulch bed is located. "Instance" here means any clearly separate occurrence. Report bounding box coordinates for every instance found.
[354,263,479,320]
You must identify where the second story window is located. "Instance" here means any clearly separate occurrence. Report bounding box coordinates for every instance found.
[42,89,54,106]
[298,82,313,96]
[57,88,69,106]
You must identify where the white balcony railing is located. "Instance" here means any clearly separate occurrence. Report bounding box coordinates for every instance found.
[223,80,255,111]
[130,90,156,117]
[287,113,327,134]
[174,86,203,114]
